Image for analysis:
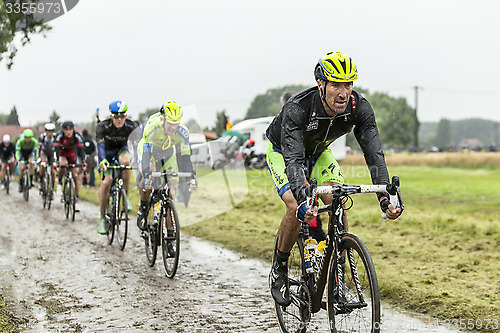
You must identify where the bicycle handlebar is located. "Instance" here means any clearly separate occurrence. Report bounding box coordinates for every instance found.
[306,176,404,219]
[107,165,135,170]
[151,171,193,178]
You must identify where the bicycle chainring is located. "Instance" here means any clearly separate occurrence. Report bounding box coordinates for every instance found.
[298,282,312,323]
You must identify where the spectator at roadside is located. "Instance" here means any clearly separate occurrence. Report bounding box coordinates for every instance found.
[82,129,97,187]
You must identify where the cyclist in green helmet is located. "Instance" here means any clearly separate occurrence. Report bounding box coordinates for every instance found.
[16,129,38,192]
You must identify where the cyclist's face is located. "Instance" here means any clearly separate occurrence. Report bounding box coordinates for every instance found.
[163,121,179,136]
[25,137,32,143]
[318,80,353,116]
[112,114,126,128]
[46,130,54,138]
[63,127,74,138]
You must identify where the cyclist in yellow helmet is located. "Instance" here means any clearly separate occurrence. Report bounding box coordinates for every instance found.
[136,101,197,248]
[266,52,402,306]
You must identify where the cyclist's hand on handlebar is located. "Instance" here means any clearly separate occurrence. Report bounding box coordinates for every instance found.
[380,198,402,220]
[296,201,318,223]
[99,159,109,171]
[188,178,197,191]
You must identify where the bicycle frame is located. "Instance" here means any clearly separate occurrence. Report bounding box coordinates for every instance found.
[305,177,404,314]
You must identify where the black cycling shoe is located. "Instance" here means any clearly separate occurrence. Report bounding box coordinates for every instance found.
[270,257,291,307]
[18,182,22,193]
[137,208,147,231]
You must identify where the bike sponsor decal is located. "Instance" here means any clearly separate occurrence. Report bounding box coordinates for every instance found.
[306,120,319,131]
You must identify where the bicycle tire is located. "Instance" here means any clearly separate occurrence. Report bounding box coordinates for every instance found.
[145,200,158,266]
[5,169,9,195]
[23,170,29,201]
[161,200,180,278]
[69,178,76,221]
[106,191,115,245]
[273,235,308,333]
[116,189,128,251]
[63,179,70,219]
[327,233,380,333]
[46,171,52,210]
[42,174,48,209]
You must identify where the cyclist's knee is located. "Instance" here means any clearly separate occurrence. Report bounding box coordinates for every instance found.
[281,190,298,213]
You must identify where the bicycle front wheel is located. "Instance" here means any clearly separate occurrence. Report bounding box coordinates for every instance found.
[69,178,76,221]
[116,189,128,251]
[46,170,53,210]
[327,233,380,333]
[23,171,29,201]
[5,171,9,194]
[273,235,308,333]
[63,180,70,219]
[42,174,48,209]
[161,200,180,278]
[145,200,158,266]
[106,191,115,245]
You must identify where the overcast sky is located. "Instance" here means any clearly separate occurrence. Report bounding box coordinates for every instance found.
[1,0,499,128]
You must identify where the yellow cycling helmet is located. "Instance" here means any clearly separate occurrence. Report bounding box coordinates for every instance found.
[314,51,358,82]
[160,101,182,124]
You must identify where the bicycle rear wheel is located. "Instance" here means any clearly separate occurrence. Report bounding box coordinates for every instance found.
[273,235,308,333]
[116,189,128,250]
[327,233,380,333]
[161,200,180,278]
[145,200,158,266]
[106,192,115,245]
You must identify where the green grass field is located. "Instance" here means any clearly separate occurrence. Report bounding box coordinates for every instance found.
[4,163,499,330]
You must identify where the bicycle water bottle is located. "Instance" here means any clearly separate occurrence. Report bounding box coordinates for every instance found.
[313,240,326,273]
[304,237,318,274]
[153,201,161,224]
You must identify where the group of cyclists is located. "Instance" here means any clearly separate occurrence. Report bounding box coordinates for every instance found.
[0,99,199,246]
[2,51,403,317]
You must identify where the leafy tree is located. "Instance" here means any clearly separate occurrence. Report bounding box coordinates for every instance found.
[6,106,20,125]
[213,110,228,136]
[137,108,158,125]
[245,84,309,119]
[434,118,452,148]
[346,88,415,149]
[185,118,202,133]
[0,113,8,125]
[0,1,52,69]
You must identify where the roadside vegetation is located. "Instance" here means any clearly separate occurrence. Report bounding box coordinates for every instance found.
[71,155,500,331]
[0,295,24,333]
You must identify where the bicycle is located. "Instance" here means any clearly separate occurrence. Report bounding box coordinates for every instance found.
[143,170,192,278]
[59,164,80,221]
[105,161,134,250]
[273,176,403,333]
[39,161,55,210]
[2,161,13,194]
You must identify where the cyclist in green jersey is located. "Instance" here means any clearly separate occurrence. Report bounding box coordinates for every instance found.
[136,101,197,242]
[16,129,38,192]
